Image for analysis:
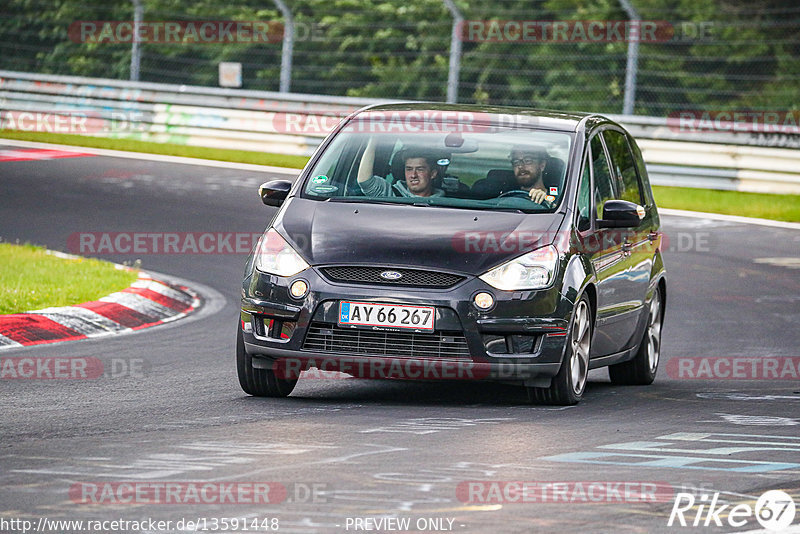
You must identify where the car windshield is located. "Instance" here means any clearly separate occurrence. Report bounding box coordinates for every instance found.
[301,115,574,213]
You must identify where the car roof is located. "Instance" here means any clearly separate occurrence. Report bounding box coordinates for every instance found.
[355,102,613,134]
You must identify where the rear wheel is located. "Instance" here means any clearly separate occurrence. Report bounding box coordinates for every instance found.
[609,286,663,385]
[529,295,592,406]
[236,320,297,397]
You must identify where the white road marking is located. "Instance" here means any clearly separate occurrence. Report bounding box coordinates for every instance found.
[660,208,800,230]
[0,138,297,175]
[360,417,514,435]
[754,257,800,269]
[697,392,800,402]
[0,333,23,347]
[701,413,800,426]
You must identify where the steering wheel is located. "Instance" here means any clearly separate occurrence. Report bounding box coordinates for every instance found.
[497,190,532,199]
[497,189,554,208]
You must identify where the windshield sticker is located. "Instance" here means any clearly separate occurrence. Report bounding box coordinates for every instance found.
[549,187,558,195]
[437,158,450,166]
[545,195,556,202]
[311,175,329,184]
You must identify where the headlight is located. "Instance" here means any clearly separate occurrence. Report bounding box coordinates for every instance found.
[479,244,559,290]
[255,228,310,277]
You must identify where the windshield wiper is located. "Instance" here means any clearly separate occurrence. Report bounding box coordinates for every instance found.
[322,197,532,214]
[325,197,398,204]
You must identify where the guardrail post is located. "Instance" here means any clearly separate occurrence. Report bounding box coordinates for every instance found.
[619,0,640,115]
[272,0,294,93]
[443,0,463,103]
[130,0,143,81]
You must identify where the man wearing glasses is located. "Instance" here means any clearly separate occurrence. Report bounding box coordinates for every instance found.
[469,144,553,203]
[509,145,549,203]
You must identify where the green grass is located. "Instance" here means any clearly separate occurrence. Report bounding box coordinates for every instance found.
[652,185,800,222]
[0,130,309,169]
[2,131,798,221]
[0,243,139,314]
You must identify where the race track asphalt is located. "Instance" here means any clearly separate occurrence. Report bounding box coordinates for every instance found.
[1,145,799,534]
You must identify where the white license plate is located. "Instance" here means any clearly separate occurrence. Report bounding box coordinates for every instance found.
[338,301,435,331]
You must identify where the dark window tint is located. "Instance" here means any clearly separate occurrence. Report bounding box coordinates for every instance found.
[628,135,652,205]
[603,130,642,205]
[577,154,591,232]
[590,136,615,220]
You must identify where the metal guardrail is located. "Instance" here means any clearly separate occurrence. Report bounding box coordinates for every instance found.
[2,70,799,193]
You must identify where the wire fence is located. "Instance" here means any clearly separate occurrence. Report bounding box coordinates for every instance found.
[1,0,799,117]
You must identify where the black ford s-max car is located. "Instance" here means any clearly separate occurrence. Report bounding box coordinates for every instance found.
[238,104,666,405]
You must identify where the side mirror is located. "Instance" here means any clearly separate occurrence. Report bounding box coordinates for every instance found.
[258,180,292,206]
[597,200,645,228]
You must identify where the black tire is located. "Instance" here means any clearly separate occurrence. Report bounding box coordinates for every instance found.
[528,295,592,406]
[236,321,297,397]
[609,286,663,385]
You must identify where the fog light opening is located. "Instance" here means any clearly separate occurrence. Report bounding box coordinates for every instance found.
[473,291,495,310]
[290,279,309,299]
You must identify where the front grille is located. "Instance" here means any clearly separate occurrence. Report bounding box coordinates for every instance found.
[302,322,471,359]
[320,266,464,288]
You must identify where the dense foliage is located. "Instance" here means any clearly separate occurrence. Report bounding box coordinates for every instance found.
[1,0,798,114]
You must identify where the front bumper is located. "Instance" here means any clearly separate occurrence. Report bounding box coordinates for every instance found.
[241,265,575,385]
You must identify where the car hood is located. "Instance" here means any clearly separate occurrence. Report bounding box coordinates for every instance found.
[275,198,565,275]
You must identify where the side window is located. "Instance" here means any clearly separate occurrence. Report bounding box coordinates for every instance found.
[603,130,642,205]
[576,154,591,232]
[628,136,653,205]
[590,136,615,220]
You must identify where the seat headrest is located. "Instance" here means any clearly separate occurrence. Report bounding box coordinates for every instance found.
[486,169,515,182]
[542,157,565,188]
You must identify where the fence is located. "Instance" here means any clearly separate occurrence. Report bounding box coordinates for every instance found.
[2,70,800,194]
[1,1,799,117]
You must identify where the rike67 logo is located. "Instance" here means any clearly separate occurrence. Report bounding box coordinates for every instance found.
[668,490,796,531]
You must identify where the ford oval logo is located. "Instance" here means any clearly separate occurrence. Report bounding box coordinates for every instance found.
[380,270,403,280]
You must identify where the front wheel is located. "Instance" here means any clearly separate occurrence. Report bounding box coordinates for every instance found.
[609,286,663,385]
[236,320,297,397]
[528,295,592,405]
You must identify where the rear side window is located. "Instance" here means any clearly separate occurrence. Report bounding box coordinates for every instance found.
[590,136,615,220]
[628,135,653,205]
[603,130,642,205]
[576,154,591,232]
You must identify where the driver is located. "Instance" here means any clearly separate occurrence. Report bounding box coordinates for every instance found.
[357,138,445,198]
[509,145,549,203]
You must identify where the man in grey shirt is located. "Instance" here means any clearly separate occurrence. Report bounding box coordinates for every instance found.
[357,138,445,198]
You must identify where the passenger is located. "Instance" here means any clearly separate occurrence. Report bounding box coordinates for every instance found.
[357,138,445,198]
